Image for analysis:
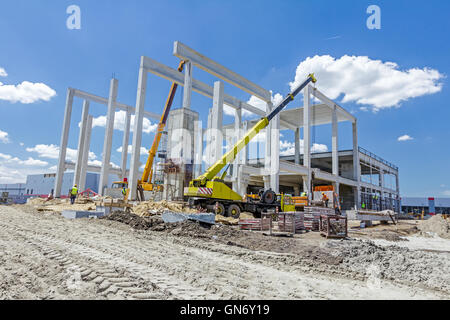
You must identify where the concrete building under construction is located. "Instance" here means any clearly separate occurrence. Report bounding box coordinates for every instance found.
[53,41,400,212]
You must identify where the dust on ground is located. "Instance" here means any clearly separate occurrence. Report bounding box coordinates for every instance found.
[2,204,449,300]
[24,197,96,213]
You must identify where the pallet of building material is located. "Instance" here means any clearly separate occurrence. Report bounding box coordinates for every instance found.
[277,213,304,233]
[304,207,335,215]
[303,212,320,231]
[238,218,270,231]
[319,215,347,238]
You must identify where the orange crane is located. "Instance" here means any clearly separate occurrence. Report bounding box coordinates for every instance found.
[136,60,186,200]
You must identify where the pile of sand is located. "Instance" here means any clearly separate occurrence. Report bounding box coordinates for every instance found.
[418,215,450,239]
[26,197,95,212]
[132,200,198,217]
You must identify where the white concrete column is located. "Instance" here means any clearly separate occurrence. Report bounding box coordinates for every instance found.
[352,120,360,181]
[120,110,132,180]
[129,57,148,200]
[332,105,339,176]
[79,115,93,192]
[182,61,193,109]
[294,127,300,165]
[264,102,273,190]
[211,81,224,163]
[270,112,280,193]
[99,78,119,196]
[205,108,213,167]
[54,88,74,198]
[193,119,203,178]
[303,85,312,201]
[242,121,249,165]
[73,100,90,188]
[232,108,242,192]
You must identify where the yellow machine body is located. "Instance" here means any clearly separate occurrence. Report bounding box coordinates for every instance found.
[185,180,243,201]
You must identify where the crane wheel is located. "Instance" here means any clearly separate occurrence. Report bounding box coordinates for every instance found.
[261,189,276,205]
[228,204,241,219]
[215,203,226,216]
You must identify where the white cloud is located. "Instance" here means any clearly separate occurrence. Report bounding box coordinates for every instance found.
[89,110,157,134]
[26,144,96,162]
[0,80,56,104]
[279,139,328,156]
[0,153,48,167]
[116,145,149,156]
[398,135,414,142]
[0,129,10,143]
[0,68,7,77]
[0,152,51,184]
[19,142,24,146]
[442,190,450,197]
[289,55,444,111]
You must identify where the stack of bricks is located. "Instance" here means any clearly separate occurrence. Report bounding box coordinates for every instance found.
[304,207,334,231]
[238,217,271,231]
[277,213,304,233]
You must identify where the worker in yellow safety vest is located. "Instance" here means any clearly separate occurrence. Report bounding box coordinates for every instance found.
[70,184,78,205]
[322,192,329,208]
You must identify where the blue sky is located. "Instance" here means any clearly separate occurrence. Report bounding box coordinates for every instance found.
[0,0,449,197]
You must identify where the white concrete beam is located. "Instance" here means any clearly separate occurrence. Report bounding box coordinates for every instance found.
[129,57,148,200]
[73,100,90,187]
[270,111,280,193]
[233,108,242,192]
[194,119,203,178]
[303,85,312,200]
[310,86,356,123]
[79,115,93,192]
[54,88,74,198]
[141,56,298,131]
[72,88,160,121]
[121,110,131,180]
[99,78,118,195]
[332,105,339,176]
[182,61,193,109]
[211,81,224,163]
[173,41,271,102]
[294,128,300,165]
[264,102,272,190]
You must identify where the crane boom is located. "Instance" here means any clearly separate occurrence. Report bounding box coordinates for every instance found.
[192,73,316,187]
[139,60,186,189]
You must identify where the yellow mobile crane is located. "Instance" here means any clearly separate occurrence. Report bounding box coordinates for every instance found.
[137,60,186,200]
[113,60,186,201]
[185,73,317,217]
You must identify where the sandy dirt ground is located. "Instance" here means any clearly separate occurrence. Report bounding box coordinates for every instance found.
[0,205,449,300]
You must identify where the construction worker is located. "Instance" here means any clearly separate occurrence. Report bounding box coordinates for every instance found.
[322,192,329,208]
[70,184,78,205]
[362,202,366,209]
[301,192,307,197]
[122,186,127,200]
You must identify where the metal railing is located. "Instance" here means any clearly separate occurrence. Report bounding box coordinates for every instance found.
[358,147,398,171]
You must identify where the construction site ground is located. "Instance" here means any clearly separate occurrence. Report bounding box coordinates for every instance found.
[1,203,449,300]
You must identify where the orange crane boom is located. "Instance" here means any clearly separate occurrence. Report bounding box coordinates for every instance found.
[138,60,186,193]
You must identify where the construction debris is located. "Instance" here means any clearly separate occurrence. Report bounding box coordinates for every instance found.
[418,215,450,239]
[132,200,198,217]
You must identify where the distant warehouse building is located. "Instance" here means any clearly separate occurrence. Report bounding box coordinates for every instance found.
[25,172,102,196]
[0,183,26,196]
[401,197,450,215]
